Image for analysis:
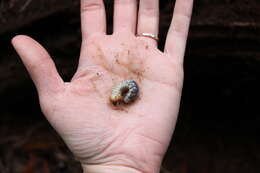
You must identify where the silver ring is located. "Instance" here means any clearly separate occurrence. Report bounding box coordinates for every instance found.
[137,33,159,42]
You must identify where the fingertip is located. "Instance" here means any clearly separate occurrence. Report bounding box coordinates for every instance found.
[11,35,50,61]
[11,35,40,54]
[11,35,64,94]
[11,35,31,46]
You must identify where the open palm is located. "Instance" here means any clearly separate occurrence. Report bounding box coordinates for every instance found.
[12,0,193,173]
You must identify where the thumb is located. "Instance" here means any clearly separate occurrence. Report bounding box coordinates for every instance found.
[12,35,64,95]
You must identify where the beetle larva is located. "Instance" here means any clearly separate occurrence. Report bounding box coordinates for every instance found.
[110,80,139,105]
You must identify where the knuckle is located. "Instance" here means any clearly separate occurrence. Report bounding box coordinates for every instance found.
[140,1,159,16]
[114,0,135,5]
[81,0,104,12]
[142,7,158,16]
[170,15,190,37]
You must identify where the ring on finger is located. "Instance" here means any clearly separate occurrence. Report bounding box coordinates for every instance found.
[136,33,159,42]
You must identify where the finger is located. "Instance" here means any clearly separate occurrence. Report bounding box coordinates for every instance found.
[137,0,159,46]
[113,0,137,34]
[81,0,106,40]
[12,35,64,94]
[165,0,193,63]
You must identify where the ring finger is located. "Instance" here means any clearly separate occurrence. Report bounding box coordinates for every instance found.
[137,0,159,46]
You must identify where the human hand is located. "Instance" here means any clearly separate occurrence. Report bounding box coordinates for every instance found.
[12,0,193,173]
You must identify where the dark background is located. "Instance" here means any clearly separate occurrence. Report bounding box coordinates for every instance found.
[0,0,260,172]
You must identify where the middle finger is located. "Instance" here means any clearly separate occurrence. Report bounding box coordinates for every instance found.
[113,0,137,34]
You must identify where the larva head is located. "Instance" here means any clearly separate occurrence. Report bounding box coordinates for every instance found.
[109,94,123,105]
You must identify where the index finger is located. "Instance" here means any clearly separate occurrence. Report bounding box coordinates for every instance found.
[164,0,194,64]
[81,0,106,40]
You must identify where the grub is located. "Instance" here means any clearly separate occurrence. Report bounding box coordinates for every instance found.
[109,80,139,105]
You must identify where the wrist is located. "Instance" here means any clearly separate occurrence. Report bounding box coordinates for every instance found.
[82,164,146,173]
[78,140,164,173]
[81,153,161,173]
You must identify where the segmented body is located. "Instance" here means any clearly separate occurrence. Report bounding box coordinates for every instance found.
[110,80,139,105]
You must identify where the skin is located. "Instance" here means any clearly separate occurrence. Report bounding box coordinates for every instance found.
[12,0,194,173]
